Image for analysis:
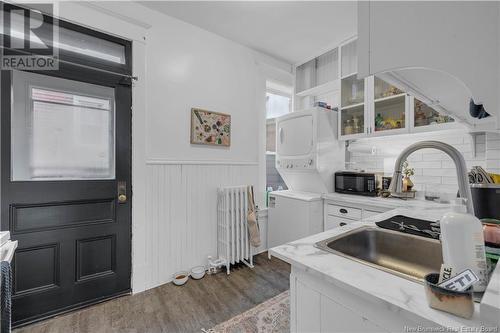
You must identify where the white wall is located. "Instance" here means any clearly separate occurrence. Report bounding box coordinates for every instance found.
[348,129,500,195]
[56,2,292,293]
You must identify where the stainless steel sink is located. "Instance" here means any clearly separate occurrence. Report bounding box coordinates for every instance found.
[315,226,443,283]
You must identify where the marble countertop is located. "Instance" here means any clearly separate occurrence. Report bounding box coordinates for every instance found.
[270,207,500,329]
[323,192,452,210]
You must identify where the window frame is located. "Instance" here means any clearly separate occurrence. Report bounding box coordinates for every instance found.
[11,71,117,181]
[1,3,132,76]
[265,88,292,154]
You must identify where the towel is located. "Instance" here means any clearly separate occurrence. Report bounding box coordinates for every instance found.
[1,261,12,333]
[247,186,261,247]
[469,166,494,184]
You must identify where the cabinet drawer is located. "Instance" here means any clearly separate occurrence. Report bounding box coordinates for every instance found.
[326,204,362,220]
[325,215,353,231]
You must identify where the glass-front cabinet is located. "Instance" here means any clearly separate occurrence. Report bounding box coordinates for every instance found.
[340,104,365,137]
[371,77,409,136]
[411,98,456,132]
[295,36,461,140]
[339,38,368,139]
[340,75,365,137]
[341,74,364,106]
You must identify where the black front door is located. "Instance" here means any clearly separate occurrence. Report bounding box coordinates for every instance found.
[1,13,132,326]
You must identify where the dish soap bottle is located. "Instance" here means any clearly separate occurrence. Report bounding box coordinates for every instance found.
[440,198,488,292]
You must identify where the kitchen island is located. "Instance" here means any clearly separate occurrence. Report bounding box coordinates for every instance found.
[270,207,500,333]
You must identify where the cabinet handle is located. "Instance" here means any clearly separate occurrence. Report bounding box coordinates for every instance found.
[339,222,347,226]
[339,208,348,214]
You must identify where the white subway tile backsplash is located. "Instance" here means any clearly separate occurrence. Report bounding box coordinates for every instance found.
[475,134,486,144]
[412,175,442,184]
[422,168,457,177]
[435,184,460,194]
[487,149,500,159]
[348,129,498,195]
[422,152,448,161]
[449,143,473,153]
[487,160,500,169]
[407,152,423,162]
[442,176,459,185]
[413,184,425,191]
[408,161,442,169]
[487,140,500,149]
[487,132,500,141]
[413,168,423,176]
[440,160,455,169]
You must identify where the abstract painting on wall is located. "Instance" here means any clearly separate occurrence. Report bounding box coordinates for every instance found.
[190,108,231,146]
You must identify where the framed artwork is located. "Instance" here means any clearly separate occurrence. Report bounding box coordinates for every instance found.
[190,108,231,146]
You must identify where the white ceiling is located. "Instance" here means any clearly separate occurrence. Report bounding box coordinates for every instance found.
[139,1,357,65]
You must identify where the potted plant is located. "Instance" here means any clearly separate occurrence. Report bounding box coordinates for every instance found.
[402,160,415,192]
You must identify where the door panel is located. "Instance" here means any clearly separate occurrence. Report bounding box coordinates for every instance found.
[11,199,115,233]
[76,234,116,282]
[13,243,60,296]
[1,66,132,326]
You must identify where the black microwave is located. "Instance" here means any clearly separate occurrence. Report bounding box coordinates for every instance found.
[334,171,381,197]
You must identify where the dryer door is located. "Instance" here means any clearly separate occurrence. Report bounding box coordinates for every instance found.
[276,114,314,157]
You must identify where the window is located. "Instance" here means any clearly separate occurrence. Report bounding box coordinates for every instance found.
[265,82,292,192]
[266,92,291,153]
[266,93,291,119]
[7,10,126,64]
[11,71,115,181]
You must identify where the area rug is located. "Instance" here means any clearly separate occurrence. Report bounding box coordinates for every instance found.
[205,290,290,333]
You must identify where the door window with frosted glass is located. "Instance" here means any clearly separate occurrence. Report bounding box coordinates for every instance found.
[11,71,115,180]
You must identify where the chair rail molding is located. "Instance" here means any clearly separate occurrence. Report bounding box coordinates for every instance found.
[146,159,259,166]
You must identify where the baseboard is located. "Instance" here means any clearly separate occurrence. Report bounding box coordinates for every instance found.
[13,289,131,329]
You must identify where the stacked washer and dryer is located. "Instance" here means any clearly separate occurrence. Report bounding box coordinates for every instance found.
[267,107,345,248]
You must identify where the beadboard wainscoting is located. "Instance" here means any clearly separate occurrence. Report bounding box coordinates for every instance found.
[140,160,259,291]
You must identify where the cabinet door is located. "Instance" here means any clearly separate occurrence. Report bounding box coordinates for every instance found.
[371,77,409,136]
[339,75,368,140]
[296,280,321,333]
[410,97,458,133]
[339,38,368,141]
[325,215,353,231]
[321,295,387,332]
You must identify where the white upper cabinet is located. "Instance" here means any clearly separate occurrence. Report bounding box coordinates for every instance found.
[339,38,368,140]
[295,48,340,111]
[357,1,499,130]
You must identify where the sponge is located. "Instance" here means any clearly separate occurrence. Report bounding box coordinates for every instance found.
[490,173,500,184]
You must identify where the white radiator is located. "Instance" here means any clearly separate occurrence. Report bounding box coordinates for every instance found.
[217,186,254,274]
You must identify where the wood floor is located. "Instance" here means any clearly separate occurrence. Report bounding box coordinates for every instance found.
[14,253,290,333]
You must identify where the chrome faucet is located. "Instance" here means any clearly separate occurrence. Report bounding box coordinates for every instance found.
[388,141,474,215]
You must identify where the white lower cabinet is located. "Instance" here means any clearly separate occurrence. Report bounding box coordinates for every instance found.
[325,215,353,230]
[294,274,387,333]
[321,295,384,333]
[296,280,321,332]
[324,200,390,231]
[290,267,429,333]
